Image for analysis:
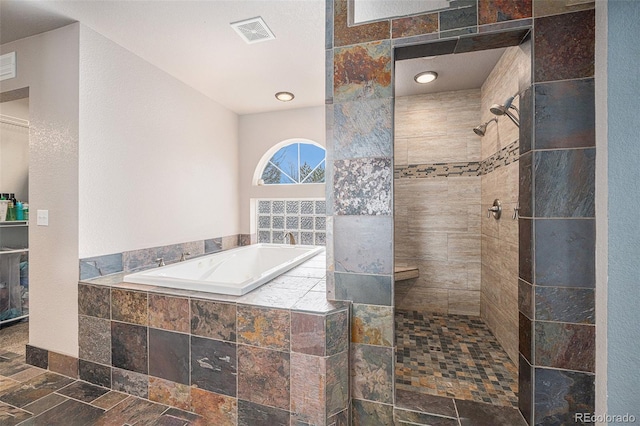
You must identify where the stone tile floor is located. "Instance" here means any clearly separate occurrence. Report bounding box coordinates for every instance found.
[0,320,28,358]
[395,388,527,426]
[0,350,205,426]
[395,310,519,408]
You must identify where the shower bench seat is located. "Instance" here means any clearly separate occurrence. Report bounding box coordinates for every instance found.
[394,265,419,282]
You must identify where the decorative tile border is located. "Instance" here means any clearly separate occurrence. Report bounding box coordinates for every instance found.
[394,139,519,179]
[257,199,326,246]
[395,161,481,179]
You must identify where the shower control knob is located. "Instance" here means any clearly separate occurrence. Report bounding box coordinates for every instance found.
[487,199,502,219]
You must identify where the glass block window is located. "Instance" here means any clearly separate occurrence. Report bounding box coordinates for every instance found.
[256,199,326,246]
[260,143,326,185]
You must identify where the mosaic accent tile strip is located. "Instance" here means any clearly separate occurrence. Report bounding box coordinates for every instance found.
[395,161,481,179]
[256,199,326,246]
[394,140,519,179]
[395,310,518,408]
[479,140,520,174]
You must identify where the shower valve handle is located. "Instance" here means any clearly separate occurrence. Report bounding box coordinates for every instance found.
[487,199,502,219]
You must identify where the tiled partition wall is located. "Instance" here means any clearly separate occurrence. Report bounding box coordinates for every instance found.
[394,89,483,316]
[25,284,350,425]
[518,7,596,425]
[325,0,596,424]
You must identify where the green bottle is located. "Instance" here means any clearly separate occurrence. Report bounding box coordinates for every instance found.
[6,201,16,221]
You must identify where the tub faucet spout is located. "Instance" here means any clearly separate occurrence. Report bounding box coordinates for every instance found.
[156,258,165,267]
[284,232,296,245]
[180,252,191,261]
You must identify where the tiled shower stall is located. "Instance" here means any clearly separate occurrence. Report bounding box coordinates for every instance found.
[325,0,596,424]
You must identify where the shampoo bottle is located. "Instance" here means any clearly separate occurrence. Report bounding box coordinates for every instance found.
[16,202,23,221]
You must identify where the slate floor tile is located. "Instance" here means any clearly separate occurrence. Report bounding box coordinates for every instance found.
[56,381,110,403]
[21,398,104,426]
[0,401,32,426]
[22,393,68,416]
[0,373,75,408]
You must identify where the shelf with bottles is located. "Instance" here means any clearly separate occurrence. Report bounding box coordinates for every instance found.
[0,249,28,326]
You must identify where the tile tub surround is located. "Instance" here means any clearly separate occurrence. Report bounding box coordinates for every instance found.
[31,252,351,425]
[79,233,254,281]
[327,0,596,424]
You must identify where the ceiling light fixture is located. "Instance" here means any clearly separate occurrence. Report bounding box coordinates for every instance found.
[414,71,438,84]
[275,92,295,102]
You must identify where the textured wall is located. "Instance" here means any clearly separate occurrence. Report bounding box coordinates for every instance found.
[480,44,530,365]
[1,24,81,357]
[606,0,640,417]
[394,89,482,316]
[78,25,239,258]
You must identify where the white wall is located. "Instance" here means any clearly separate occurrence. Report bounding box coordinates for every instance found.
[605,0,640,416]
[1,24,81,356]
[594,0,607,417]
[0,98,29,201]
[79,26,239,258]
[238,106,325,234]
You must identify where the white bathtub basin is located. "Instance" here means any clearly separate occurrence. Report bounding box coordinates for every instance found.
[123,243,324,296]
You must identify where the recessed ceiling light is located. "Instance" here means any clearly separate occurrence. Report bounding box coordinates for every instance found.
[275,92,295,102]
[414,71,438,84]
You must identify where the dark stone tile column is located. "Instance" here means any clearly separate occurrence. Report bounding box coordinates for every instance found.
[518,8,596,425]
[325,1,597,424]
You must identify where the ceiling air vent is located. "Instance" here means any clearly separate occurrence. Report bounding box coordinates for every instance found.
[0,52,16,81]
[231,17,275,44]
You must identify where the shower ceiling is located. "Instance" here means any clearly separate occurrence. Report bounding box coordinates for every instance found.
[395,47,507,97]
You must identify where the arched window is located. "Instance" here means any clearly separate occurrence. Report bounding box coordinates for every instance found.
[259,141,325,185]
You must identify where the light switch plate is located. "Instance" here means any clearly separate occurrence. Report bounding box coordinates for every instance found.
[36,209,48,226]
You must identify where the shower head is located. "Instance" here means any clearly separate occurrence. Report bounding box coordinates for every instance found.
[490,95,520,127]
[473,118,498,137]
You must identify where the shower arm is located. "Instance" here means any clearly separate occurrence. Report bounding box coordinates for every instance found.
[503,109,520,127]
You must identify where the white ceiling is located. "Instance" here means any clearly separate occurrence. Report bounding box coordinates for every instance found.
[1,1,508,115]
[395,47,507,97]
[0,0,326,115]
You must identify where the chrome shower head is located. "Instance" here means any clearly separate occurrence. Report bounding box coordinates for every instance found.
[490,95,520,127]
[489,103,507,116]
[473,118,498,137]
